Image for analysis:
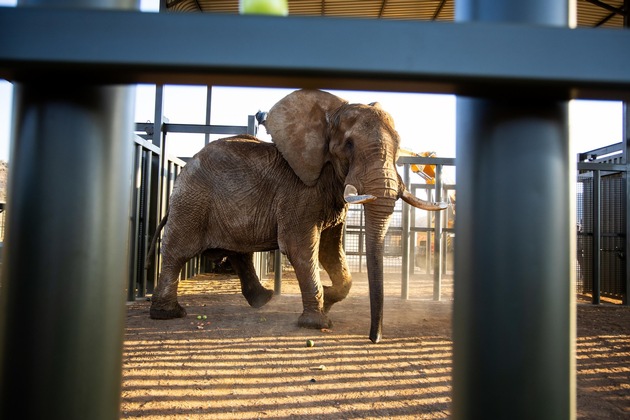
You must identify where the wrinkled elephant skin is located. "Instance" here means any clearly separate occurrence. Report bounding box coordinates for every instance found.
[147,89,446,342]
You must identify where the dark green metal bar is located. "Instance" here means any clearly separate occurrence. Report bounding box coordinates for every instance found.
[0,1,136,418]
[0,69,134,420]
[139,148,153,297]
[274,250,282,295]
[401,163,411,299]
[205,85,212,145]
[1,8,630,99]
[129,143,143,301]
[432,164,443,301]
[593,170,602,304]
[624,0,629,306]
[453,1,575,419]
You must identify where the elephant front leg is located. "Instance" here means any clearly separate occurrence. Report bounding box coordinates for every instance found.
[319,223,352,313]
[228,252,274,308]
[150,259,187,319]
[283,231,332,330]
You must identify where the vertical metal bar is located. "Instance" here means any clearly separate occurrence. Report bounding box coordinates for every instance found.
[410,186,416,276]
[359,206,364,272]
[425,187,432,273]
[247,114,257,135]
[128,143,143,301]
[142,149,154,295]
[0,7,135,418]
[623,2,629,305]
[401,163,411,299]
[593,170,601,304]
[433,164,443,301]
[625,100,630,305]
[453,3,574,419]
[152,85,165,289]
[274,250,282,295]
[205,85,212,145]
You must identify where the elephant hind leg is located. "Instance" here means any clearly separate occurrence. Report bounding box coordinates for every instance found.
[150,258,188,319]
[228,252,274,308]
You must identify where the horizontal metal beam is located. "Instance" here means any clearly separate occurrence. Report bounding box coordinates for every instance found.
[577,161,628,171]
[398,156,456,166]
[1,8,630,100]
[577,141,624,162]
[164,123,250,135]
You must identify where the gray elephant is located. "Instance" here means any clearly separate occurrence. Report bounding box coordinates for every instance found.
[147,89,446,343]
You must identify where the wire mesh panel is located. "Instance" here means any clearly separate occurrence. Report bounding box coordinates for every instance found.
[576,172,626,300]
[576,176,593,294]
[344,202,404,273]
[601,174,626,298]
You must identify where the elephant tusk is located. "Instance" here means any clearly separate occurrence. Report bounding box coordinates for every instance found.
[402,190,448,211]
[344,184,377,205]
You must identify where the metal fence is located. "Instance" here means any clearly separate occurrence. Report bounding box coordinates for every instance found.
[127,117,258,300]
[577,145,628,303]
[0,139,626,305]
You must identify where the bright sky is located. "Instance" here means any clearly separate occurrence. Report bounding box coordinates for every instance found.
[0,0,625,168]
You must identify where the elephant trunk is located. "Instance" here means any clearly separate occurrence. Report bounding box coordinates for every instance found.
[363,198,395,344]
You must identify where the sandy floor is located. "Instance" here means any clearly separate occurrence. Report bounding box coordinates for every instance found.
[121,272,629,419]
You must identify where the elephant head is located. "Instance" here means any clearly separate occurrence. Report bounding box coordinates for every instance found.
[264,89,446,343]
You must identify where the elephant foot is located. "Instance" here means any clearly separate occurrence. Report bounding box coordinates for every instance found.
[149,302,187,319]
[245,287,274,308]
[298,310,333,330]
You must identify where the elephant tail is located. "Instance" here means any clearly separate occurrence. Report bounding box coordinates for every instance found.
[144,210,169,270]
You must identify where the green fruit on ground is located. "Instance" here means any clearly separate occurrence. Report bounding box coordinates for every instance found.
[306,339,315,347]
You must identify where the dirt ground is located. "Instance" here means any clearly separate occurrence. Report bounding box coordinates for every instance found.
[121,272,630,419]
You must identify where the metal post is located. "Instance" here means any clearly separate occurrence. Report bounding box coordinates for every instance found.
[274,250,282,295]
[625,101,630,305]
[0,4,135,419]
[142,149,155,295]
[433,164,443,301]
[401,163,411,299]
[149,84,165,291]
[425,188,432,273]
[624,0,630,306]
[205,85,212,145]
[247,114,257,135]
[593,170,602,304]
[128,143,144,301]
[453,2,574,419]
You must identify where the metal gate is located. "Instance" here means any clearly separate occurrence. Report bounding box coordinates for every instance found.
[577,143,628,304]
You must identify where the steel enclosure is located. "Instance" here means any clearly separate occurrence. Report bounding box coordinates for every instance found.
[1,1,630,418]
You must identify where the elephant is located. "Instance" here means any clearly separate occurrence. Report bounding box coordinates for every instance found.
[147,89,446,343]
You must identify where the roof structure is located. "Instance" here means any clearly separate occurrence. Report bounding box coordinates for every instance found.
[166,0,627,29]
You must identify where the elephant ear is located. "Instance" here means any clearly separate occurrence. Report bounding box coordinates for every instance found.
[265,89,347,186]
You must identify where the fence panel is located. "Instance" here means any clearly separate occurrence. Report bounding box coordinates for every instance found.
[576,170,627,302]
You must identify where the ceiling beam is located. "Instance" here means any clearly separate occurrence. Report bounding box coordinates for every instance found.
[584,0,627,16]
[433,0,448,20]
